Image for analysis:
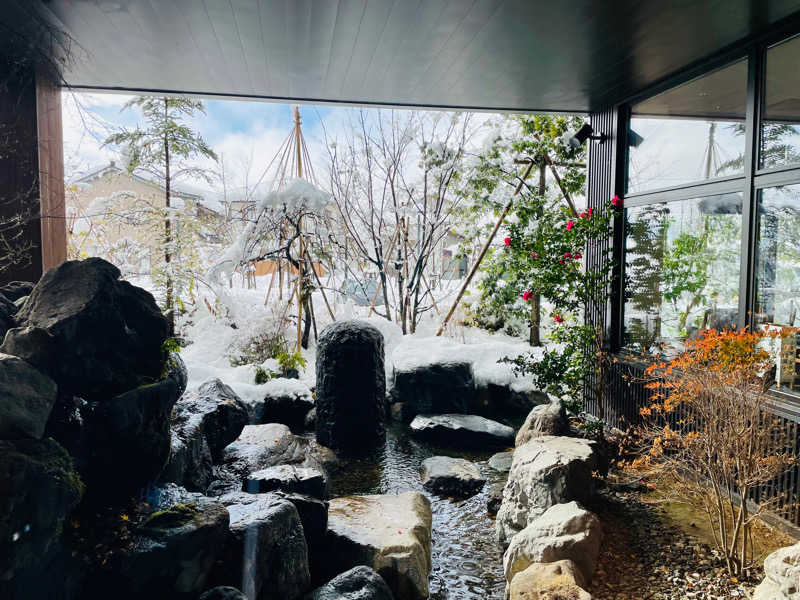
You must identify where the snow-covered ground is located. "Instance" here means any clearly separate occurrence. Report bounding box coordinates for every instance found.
[167,273,541,404]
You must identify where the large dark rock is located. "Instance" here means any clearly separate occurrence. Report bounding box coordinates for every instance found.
[3,258,168,402]
[250,379,315,432]
[200,587,248,600]
[88,493,229,599]
[246,464,328,499]
[393,360,473,422]
[176,378,249,460]
[167,351,188,397]
[215,493,310,600]
[0,281,34,303]
[0,438,84,580]
[160,422,214,492]
[420,456,485,499]
[306,566,394,600]
[220,490,328,571]
[217,424,335,498]
[409,414,515,449]
[0,353,57,439]
[0,326,57,374]
[160,377,246,493]
[315,321,385,453]
[88,376,181,496]
[0,293,16,340]
[473,382,547,418]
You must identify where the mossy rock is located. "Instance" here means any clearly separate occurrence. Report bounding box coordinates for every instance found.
[0,438,85,576]
[143,502,200,529]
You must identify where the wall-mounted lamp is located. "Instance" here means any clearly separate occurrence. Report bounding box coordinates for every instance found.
[564,123,607,148]
[627,128,644,148]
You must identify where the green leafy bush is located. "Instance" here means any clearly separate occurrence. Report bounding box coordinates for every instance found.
[276,350,307,376]
[229,330,290,367]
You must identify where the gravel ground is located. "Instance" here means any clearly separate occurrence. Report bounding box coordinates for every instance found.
[586,482,762,600]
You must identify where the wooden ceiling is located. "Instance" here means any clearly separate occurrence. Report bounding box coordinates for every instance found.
[10,0,800,112]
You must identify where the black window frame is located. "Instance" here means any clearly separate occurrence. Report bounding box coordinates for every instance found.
[610,23,800,401]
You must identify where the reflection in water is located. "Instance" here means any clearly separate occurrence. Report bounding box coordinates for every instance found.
[329,423,507,600]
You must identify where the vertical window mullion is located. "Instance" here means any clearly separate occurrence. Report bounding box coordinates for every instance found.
[738,47,762,330]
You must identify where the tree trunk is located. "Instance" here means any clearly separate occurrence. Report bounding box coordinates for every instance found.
[529,293,541,345]
[529,163,546,346]
[163,98,174,336]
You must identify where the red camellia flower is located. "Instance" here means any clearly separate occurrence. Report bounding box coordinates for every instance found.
[559,260,565,265]
[504,236,511,246]
[566,221,575,231]
[530,252,538,259]
[579,211,586,218]
[564,252,572,258]
[522,291,532,301]
[611,195,623,207]
[574,252,582,259]
[554,315,564,323]
[587,207,593,217]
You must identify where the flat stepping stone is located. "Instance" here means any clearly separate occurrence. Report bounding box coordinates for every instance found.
[409,414,514,448]
[420,456,486,499]
[325,492,433,600]
[246,464,327,499]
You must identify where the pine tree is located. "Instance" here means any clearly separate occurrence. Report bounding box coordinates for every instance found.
[105,97,217,334]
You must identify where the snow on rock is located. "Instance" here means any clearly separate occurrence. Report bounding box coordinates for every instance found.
[389,333,541,394]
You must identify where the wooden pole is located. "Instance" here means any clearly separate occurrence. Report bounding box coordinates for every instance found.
[294,107,304,351]
[436,160,536,336]
[305,248,336,321]
[421,273,440,315]
[263,270,276,307]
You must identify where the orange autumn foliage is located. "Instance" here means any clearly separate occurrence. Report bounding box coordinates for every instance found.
[635,327,797,577]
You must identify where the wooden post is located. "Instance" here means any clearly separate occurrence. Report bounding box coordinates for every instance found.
[36,73,66,272]
[305,247,336,321]
[436,160,535,336]
[294,106,304,351]
[263,270,276,307]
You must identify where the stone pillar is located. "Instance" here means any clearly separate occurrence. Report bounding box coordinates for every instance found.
[315,320,385,453]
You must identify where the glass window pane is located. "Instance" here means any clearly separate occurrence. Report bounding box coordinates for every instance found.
[762,35,800,169]
[627,60,747,193]
[755,184,800,393]
[623,193,743,353]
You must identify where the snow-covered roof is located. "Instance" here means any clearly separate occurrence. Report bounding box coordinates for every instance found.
[72,162,225,214]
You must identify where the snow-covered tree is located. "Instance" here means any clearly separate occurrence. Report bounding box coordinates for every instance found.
[104,96,217,334]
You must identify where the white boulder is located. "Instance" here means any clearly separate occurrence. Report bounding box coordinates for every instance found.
[324,492,432,600]
[496,435,599,543]
[754,541,800,600]
[503,501,602,585]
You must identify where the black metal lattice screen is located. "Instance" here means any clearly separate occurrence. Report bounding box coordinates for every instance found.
[583,106,800,529]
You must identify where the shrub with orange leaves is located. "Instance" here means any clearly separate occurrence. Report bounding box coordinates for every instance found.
[635,327,797,577]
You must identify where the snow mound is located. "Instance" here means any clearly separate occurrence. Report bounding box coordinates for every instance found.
[261,377,312,400]
[390,334,543,392]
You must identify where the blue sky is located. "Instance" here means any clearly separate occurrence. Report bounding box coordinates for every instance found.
[62,90,345,195]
